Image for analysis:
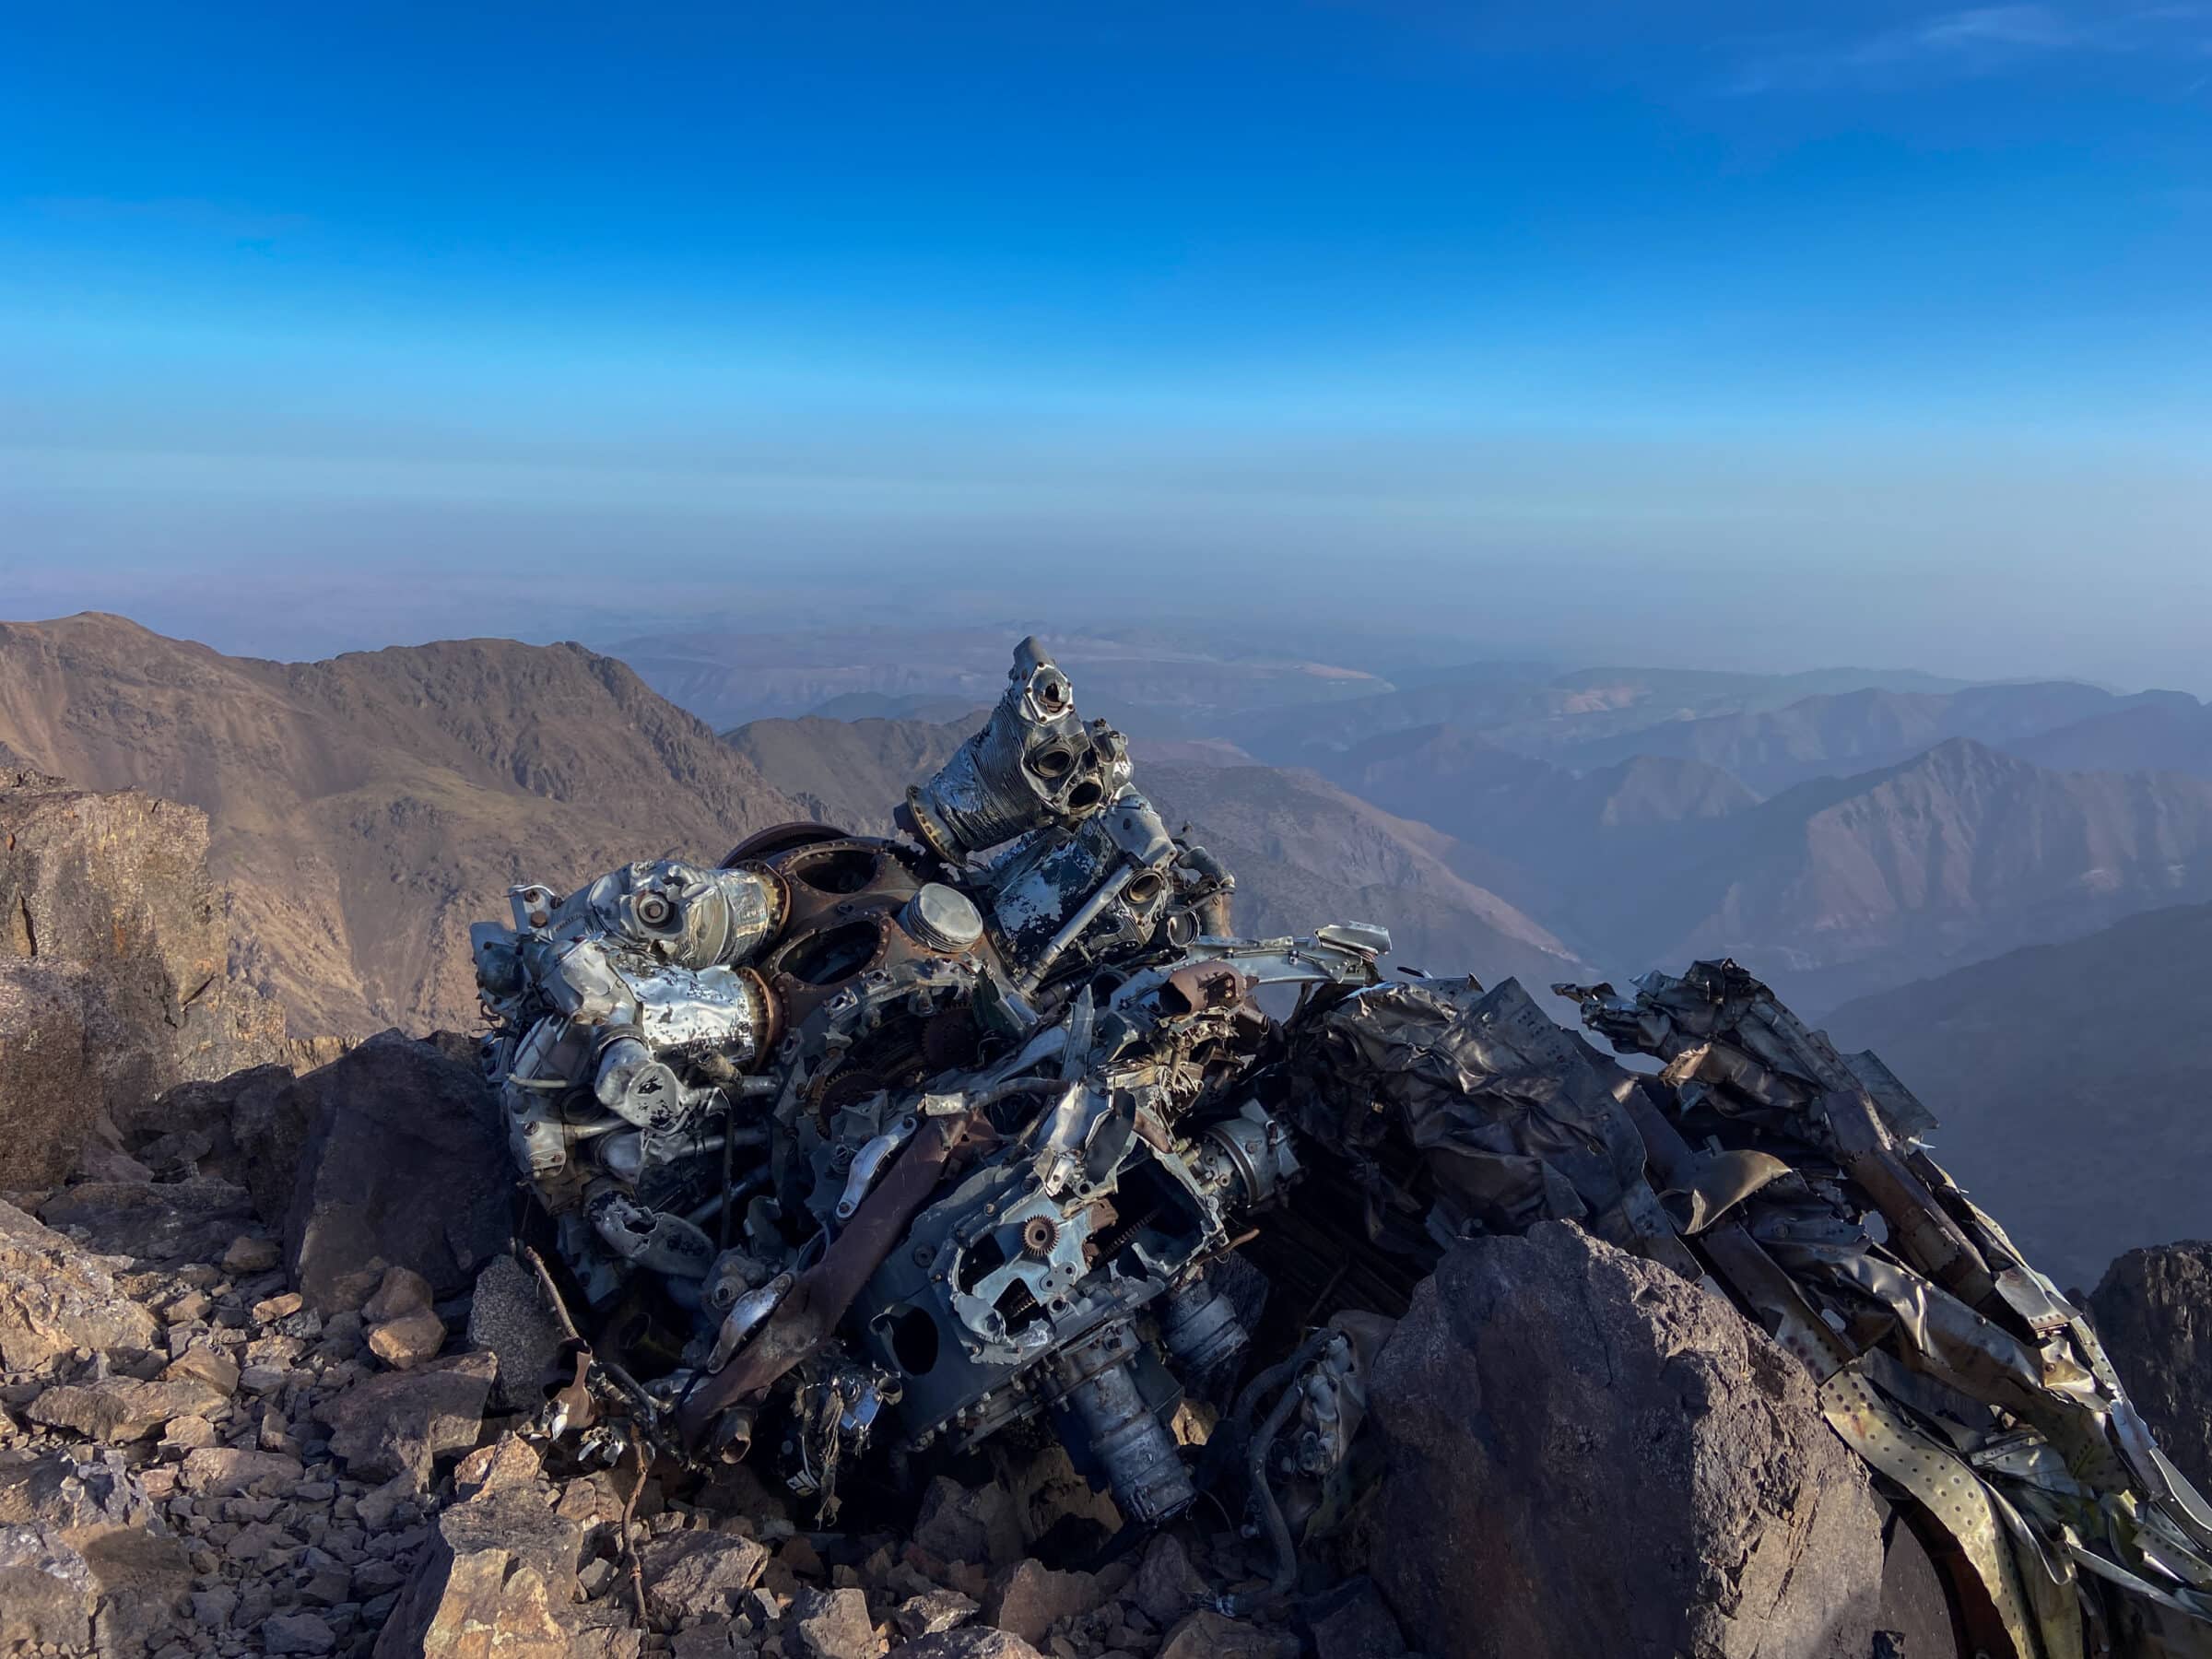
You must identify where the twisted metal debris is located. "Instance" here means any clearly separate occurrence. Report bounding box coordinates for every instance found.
[470,637,2211,1657]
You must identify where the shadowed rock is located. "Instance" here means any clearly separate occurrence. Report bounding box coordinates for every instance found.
[1363,1220,1886,1659]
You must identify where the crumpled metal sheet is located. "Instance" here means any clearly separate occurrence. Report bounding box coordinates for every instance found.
[1559,958,2212,1657]
[1285,975,1688,1269]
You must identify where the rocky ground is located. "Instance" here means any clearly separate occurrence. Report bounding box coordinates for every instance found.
[4,773,2209,1659]
[0,1019,1376,1659]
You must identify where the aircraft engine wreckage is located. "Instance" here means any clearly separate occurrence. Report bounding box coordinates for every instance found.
[471,639,2212,1656]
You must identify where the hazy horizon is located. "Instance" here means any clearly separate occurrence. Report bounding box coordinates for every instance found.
[6,2,2208,688]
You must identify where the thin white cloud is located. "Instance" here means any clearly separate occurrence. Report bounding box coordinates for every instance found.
[1724,4,2206,93]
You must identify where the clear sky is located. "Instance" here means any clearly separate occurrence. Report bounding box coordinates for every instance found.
[3,3,2208,684]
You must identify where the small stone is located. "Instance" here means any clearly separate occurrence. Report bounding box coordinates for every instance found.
[161,1415,219,1454]
[792,1585,880,1659]
[1155,1610,1278,1659]
[164,1345,241,1396]
[252,1292,305,1324]
[893,1589,978,1639]
[365,1307,446,1370]
[237,1364,288,1394]
[260,1611,336,1654]
[359,1265,434,1325]
[221,1237,280,1276]
[179,1447,305,1499]
[453,1432,542,1499]
[1129,1535,1206,1628]
[889,1633,1045,1659]
[191,1588,239,1630]
[983,1562,1105,1648]
[166,1290,214,1324]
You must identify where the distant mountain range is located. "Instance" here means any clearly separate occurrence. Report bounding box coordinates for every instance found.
[1553,683,2202,794]
[1826,900,2212,1291]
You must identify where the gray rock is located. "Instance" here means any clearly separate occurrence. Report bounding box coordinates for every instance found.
[466,1253,567,1412]
[263,1611,338,1654]
[891,1588,978,1639]
[1127,1532,1206,1628]
[274,1033,511,1311]
[0,1197,160,1368]
[912,1476,1025,1571]
[791,1585,881,1659]
[2090,1240,2212,1493]
[371,1482,584,1658]
[38,1178,261,1267]
[1364,1220,1887,1659]
[316,1350,495,1489]
[0,1522,97,1650]
[0,1450,155,1530]
[0,778,292,1186]
[982,1560,1103,1647]
[26,1375,226,1442]
[888,1631,1044,1659]
[638,1529,771,1623]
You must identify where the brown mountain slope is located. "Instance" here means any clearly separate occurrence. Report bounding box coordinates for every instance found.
[723,712,979,835]
[1139,762,1591,990]
[1824,901,2212,1291]
[1626,738,2212,1011]
[0,615,805,1034]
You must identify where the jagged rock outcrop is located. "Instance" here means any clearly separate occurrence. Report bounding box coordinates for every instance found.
[0,1199,159,1369]
[273,1032,511,1312]
[0,771,296,1186]
[2090,1241,2212,1492]
[1362,1220,1888,1659]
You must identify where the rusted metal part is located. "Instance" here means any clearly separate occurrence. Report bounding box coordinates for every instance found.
[676,1112,977,1445]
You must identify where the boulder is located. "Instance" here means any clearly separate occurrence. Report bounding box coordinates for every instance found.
[0,959,106,1189]
[1363,1220,1886,1659]
[982,1559,1104,1646]
[466,1253,568,1412]
[2090,1241,2212,1492]
[372,1482,584,1659]
[0,1199,159,1369]
[317,1349,496,1488]
[0,777,292,1183]
[275,1032,511,1311]
[638,1529,771,1623]
[889,1631,1045,1659]
[0,1518,192,1654]
[792,1583,884,1659]
[176,1447,305,1499]
[37,1176,258,1265]
[0,1523,97,1649]
[912,1475,1026,1571]
[0,1450,156,1531]
[1128,1531,1207,1627]
[26,1377,227,1442]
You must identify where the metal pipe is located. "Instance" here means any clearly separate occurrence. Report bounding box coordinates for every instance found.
[1017,865,1135,993]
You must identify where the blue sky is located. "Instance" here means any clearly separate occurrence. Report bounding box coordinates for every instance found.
[2,3,2207,683]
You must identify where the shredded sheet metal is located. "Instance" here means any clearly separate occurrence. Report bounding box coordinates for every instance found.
[1551,959,2212,1657]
